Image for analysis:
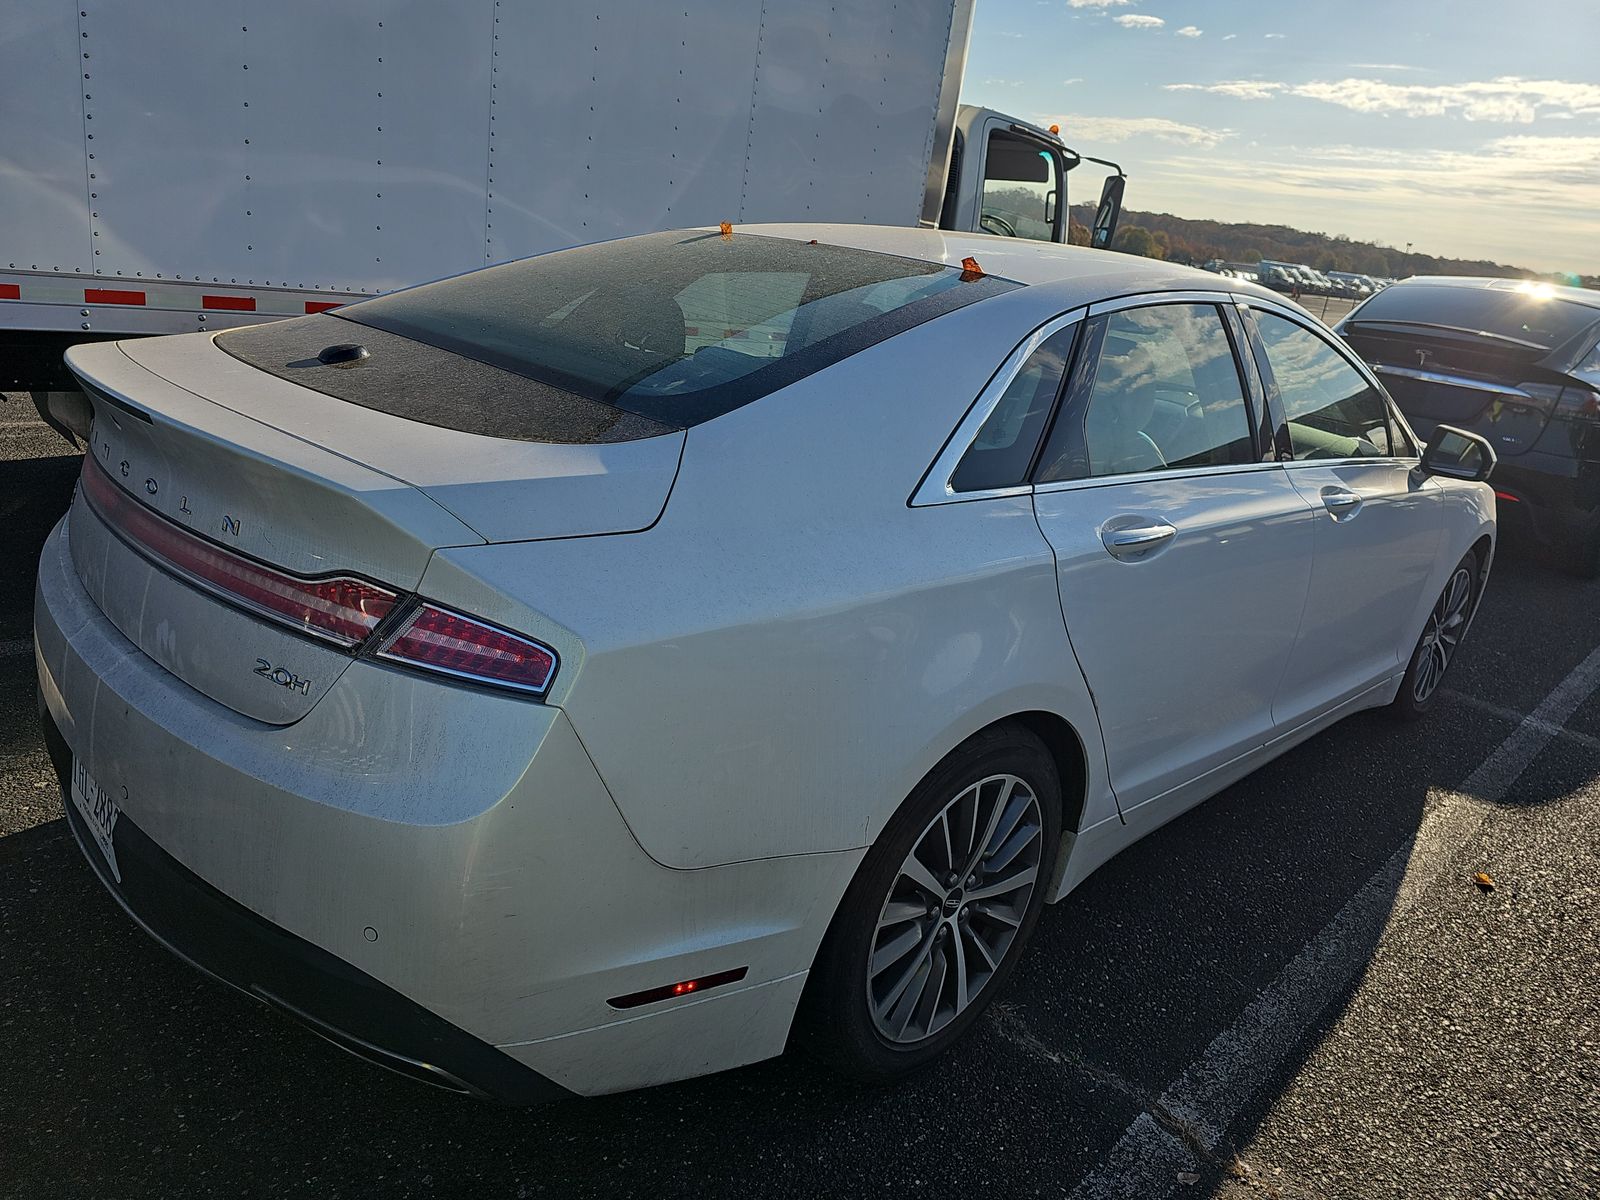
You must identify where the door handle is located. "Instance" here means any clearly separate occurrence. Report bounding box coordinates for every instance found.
[1101,521,1176,560]
[1320,486,1362,519]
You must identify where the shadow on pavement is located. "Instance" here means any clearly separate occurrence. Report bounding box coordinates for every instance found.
[0,452,79,639]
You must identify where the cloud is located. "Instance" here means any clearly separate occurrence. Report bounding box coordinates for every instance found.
[1134,135,1600,272]
[1176,25,1202,37]
[1264,32,1286,38]
[1166,80,1284,101]
[1350,63,1426,72]
[1164,76,1600,124]
[1062,77,1085,86]
[1042,114,1231,147]
[1221,33,1237,40]
[1292,76,1600,123]
[1067,0,1134,6]
[1114,13,1165,29]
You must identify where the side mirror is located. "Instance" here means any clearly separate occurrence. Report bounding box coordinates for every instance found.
[1419,424,1496,483]
[1090,175,1125,250]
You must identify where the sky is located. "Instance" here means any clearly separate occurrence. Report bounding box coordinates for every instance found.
[965,0,1600,273]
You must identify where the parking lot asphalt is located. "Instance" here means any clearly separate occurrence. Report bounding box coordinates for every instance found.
[2,400,1596,1200]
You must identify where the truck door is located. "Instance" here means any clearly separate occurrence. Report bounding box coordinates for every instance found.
[942,114,1067,243]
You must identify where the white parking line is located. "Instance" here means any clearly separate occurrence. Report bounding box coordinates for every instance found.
[1440,687,1600,753]
[1068,644,1600,1198]
[1,639,34,659]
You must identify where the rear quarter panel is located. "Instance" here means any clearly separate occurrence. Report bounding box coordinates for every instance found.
[419,293,1114,869]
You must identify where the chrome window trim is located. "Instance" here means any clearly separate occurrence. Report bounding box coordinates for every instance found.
[1087,289,1235,319]
[910,306,1086,507]
[1233,292,1425,464]
[1032,459,1290,496]
[1369,362,1534,401]
[1276,455,1421,471]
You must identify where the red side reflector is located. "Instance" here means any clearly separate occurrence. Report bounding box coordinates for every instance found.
[1494,491,1520,503]
[607,968,749,1010]
[0,284,19,300]
[84,288,146,306]
[305,300,342,314]
[377,604,558,695]
[203,294,256,312]
[79,459,397,646]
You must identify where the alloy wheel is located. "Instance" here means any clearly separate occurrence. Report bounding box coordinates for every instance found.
[866,773,1043,1044]
[1413,565,1473,704]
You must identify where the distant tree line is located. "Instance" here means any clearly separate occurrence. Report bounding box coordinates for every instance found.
[1063,203,1595,287]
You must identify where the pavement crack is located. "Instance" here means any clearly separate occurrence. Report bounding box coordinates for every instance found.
[990,1003,1238,1169]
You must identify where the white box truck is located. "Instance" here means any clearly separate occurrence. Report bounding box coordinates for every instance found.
[2,0,1124,400]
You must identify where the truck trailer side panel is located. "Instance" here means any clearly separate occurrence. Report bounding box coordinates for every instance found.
[2,3,91,276]
[2,0,967,320]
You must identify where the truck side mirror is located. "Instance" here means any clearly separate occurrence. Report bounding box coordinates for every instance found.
[1090,175,1125,250]
[1419,425,1496,483]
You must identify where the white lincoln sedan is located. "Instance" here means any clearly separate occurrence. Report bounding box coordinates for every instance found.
[35,226,1495,1100]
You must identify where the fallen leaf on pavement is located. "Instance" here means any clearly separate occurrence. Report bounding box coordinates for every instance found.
[1473,871,1497,891]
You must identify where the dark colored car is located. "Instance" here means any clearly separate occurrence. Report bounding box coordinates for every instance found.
[1337,277,1600,575]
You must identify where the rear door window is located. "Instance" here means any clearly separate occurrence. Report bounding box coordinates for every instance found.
[1036,303,1255,482]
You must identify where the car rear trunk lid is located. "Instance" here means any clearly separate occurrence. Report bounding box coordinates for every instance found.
[1343,323,1560,455]
[63,335,682,723]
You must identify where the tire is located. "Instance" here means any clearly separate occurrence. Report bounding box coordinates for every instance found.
[797,724,1062,1081]
[1391,548,1479,720]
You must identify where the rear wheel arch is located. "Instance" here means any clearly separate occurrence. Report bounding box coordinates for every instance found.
[804,708,1089,977]
[1470,533,1493,593]
[795,718,1068,1077]
[1004,710,1089,836]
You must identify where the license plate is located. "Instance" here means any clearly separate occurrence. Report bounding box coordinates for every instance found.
[70,758,122,883]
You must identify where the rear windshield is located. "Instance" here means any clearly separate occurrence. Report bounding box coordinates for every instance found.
[1350,283,1600,352]
[334,231,1017,427]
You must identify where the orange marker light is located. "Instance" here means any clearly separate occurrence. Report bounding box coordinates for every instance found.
[719,220,733,238]
[960,255,985,281]
[1049,123,1060,135]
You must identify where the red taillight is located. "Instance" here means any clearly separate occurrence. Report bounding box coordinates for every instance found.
[80,460,397,646]
[376,604,557,695]
[1494,490,1520,503]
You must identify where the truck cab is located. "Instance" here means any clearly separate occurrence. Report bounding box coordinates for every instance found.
[937,106,1125,250]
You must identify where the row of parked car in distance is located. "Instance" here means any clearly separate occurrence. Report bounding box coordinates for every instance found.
[1204,260,1393,299]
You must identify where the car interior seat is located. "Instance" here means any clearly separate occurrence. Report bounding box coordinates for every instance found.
[1085,337,1167,475]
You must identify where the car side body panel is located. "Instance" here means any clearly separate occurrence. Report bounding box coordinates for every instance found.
[1033,465,1316,810]
[415,295,1118,871]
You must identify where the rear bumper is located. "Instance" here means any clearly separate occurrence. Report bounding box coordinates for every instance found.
[1485,457,1600,554]
[42,706,568,1104]
[34,512,859,1096]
